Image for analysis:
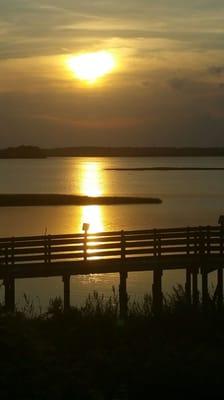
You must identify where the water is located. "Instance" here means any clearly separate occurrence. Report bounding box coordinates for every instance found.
[1,156,224,309]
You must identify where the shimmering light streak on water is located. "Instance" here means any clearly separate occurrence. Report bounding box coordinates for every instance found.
[1,156,224,309]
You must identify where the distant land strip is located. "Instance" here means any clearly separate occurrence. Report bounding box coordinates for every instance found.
[2,145,224,158]
[105,167,224,171]
[0,194,162,207]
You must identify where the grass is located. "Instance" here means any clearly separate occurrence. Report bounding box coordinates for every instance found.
[0,286,224,398]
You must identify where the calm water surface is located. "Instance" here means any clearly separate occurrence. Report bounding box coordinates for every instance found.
[1,157,224,309]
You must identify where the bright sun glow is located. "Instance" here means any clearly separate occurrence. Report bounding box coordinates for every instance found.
[82,206,104,234]
[67,51,116,83]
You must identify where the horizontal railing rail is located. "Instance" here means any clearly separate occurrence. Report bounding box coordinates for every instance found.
[0,225,224,266]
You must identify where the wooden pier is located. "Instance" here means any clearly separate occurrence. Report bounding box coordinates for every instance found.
[0,225,224,314]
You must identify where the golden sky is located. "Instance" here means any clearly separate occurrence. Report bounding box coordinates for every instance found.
[1,0,224,146]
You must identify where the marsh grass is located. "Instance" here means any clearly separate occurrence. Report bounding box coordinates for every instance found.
[1,285,224,398]
[20,294,43,318]
[1,283,223,319]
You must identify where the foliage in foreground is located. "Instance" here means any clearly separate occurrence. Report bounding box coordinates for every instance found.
[0,286,224,399]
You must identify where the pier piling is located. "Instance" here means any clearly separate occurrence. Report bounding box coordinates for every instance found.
[119,271,128,318]
[217,268,223,309]
[152,268,163,314]
[185,268,191,304]
[192,268,199,307]
[4,277,15,312]
[201,269,209,309]
[63,275,71,312]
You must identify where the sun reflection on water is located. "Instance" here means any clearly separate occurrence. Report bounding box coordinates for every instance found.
[82,205,104,233]
[80,162,104,233]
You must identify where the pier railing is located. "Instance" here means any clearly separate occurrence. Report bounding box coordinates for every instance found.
[0,225,223,266]
[1,225,224,314]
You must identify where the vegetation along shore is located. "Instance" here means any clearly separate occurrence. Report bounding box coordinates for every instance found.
[2,145,224,158]
[0,194,162,207]
[0,287,224,397]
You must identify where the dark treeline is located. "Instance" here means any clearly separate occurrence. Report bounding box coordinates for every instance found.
[44,146,224,157]
[0,146,46,159]
[2,145,224,158]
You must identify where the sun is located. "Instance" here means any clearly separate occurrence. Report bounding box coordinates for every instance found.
[67,51,116,83]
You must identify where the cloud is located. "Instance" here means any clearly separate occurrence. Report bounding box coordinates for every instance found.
[1,73,224,147]
[1,0,224,60]
[209,65,224,75]
[169,78,193,91]
[167,77,211,95]
[1,0,224,147]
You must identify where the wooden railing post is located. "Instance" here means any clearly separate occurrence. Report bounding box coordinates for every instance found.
[83,230,88,261]
[44,234,51,263]
[121,230,126,262]
[47,235,51,263]
[153,229,157,257]
[194,231,198,255]
[207,226,211,255]
[157,233,161,257]
[44,235,48,264]
[11,237,15,265]
[220,224,223,255]
[5,246,8,265]
[3,243,15,312]
[186,227,190,255]
[199,227,205,256]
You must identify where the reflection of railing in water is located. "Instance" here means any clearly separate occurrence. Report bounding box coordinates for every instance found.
[1,225,224,315]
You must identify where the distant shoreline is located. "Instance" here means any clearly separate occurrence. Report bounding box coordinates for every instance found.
[0,194,162,207]
[2,146,224,158]
[105,167,224,171]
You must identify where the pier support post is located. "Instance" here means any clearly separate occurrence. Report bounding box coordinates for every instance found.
[201,269,209,309]
[217,268,223,309]
[192,268,199,307]
[63,275,70,312]
[185,268,191,305]
[152,268,163,315]
[119,271,128,318]
[4,277,15,312]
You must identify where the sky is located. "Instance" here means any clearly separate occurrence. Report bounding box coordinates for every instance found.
[1,0,224,147]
